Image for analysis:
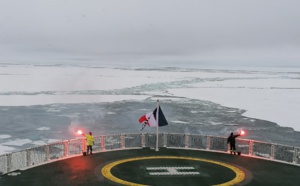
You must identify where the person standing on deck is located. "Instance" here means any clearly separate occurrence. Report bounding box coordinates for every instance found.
[227,132,240,155]
[82,132,95,155]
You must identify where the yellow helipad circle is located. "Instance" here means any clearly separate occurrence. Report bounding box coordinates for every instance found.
[102,156,245,186]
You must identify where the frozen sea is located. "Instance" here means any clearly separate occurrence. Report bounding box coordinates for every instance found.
[1,63,300,155]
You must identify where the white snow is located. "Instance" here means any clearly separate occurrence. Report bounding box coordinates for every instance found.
[0,95,149,106]
[31,140,47,146]
[168,86,300,131]
[0,134,11,139]
[0,65,300,133]
[2,139,32,146]
[47,139,61,143]
[0,145,15,155]
[171,120,188,124]
[107,112,116,115]
[36,127,50,131]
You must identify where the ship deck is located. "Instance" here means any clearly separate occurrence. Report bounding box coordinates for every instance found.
[1,148,300,186]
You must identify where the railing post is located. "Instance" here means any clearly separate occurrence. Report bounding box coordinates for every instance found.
[121,134,125,149]
[7,154,12,173]
[101,136,105,151]
[206,136,211,150]
[271,144,275,159]
[26,149,31,166]
[185,133,190,148]
[141,133,145,148]
[249,140,253,156]
[293,147,299,164]
[45,145,50,161]
[82,138,87,153]
[64,140,69,157]
[227,143,230,153]
[163,133,167,147]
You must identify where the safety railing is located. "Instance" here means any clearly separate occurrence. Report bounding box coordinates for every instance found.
[1,133,299,175]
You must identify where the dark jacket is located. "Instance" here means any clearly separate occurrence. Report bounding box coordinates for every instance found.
[227,133,240,145]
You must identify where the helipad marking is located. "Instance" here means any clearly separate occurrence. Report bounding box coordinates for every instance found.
[146,166,200,176]
[101,156,245,186]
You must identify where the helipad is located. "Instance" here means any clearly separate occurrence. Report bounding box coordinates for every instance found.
[102,156,245,185]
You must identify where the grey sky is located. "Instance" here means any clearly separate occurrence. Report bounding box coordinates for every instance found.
[1,0,300,67]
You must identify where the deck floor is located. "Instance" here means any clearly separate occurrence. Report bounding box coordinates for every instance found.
[1,148,300,186]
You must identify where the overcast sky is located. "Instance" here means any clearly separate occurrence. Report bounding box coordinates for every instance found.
[1,0,300,67]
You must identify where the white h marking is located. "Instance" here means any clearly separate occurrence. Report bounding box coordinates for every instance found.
[146,167,200,176]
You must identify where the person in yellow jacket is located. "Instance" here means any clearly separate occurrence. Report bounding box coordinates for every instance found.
[82,132,95,155]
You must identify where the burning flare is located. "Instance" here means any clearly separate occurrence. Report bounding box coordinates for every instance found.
[239,129,245,136]
[77,130,83,135]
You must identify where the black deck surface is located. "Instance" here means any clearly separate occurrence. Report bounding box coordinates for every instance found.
[1,148,300,186]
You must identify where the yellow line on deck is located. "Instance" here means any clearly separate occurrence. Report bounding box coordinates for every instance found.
[101,156,245,186]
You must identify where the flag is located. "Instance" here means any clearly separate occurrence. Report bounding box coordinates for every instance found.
[139,106,168,127]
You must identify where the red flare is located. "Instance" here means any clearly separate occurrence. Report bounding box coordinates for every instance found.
[240,130,245,135]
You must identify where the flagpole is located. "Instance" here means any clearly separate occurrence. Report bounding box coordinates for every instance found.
[155,99,159,151]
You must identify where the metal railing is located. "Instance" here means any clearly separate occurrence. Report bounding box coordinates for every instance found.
[1,133,299,175]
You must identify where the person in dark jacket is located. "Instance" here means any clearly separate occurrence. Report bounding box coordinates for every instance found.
[227,132,240,155]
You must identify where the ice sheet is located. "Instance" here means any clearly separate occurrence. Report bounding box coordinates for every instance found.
[1,65,300,155]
